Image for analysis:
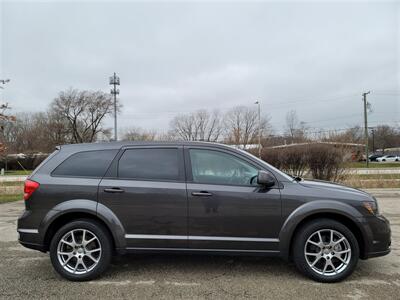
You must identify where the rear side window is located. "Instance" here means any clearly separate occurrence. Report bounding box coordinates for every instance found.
[118,148,181,181]
[52,150,118,178]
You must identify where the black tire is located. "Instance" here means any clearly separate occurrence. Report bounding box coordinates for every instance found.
[50,219,112,281]
[292,218,359,283]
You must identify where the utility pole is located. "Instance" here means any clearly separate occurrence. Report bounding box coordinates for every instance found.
[255,100,261,158]
[369,127,375,154]
[362,91,371,167]
[109,73,120,141]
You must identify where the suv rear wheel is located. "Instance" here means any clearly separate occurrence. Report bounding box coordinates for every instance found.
[49,219,112,281]
[292,218,359,283]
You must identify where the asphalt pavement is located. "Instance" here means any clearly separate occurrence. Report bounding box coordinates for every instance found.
[0,189,399,299]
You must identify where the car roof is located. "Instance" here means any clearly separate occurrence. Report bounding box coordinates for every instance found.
[58,141,236,151]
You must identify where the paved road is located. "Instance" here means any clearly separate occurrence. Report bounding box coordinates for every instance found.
[0,190,399,299]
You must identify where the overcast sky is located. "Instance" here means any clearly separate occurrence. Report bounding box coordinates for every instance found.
[1,0,399,135]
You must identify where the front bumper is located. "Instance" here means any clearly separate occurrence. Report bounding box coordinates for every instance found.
[362,214,391,259]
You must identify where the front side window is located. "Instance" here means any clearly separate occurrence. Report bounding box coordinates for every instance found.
[52,150,118,178]
[189,149,259,186]
[118,148,180,181]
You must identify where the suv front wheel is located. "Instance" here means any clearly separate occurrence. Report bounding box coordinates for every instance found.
[293,218,359,283]
[49,219,112,281]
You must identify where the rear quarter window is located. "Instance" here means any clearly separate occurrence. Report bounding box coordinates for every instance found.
[52,150,118,178]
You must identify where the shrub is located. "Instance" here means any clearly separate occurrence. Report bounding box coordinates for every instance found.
[261,147,308,177]
[307,145,348,182]
[258,144,348,182]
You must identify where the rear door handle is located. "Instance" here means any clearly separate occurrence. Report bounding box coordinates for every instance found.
[104,187,125,193]
[191,191,212,197]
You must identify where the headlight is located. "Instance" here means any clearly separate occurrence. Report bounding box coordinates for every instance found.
[362,201,379,215]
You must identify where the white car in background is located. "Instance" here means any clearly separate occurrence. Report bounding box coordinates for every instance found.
[376,155,400,162]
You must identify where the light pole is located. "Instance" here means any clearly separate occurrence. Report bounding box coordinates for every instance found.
[255,100,261,158]
[109,73,120,141]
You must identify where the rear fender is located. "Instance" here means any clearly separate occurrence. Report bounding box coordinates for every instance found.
[39,199,126,250]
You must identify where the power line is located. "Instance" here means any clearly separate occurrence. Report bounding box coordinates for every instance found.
[116,93,361,117]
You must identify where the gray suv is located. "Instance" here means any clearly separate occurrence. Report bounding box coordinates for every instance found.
[17,141,391,282]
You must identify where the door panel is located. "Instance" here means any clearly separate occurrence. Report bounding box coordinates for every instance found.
[185,147,282,251]
[187,183,281,250]
[97,146,188,249]
[99,179,188,248]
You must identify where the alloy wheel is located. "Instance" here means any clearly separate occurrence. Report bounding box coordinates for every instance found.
[304,229,351,276]
[57,229,102,274]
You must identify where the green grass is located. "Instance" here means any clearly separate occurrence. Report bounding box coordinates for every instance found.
[345,162,400,168]
[0,193,23,204]
[3,170,32,176]
[0,181,24,187]
[0,181,24,204]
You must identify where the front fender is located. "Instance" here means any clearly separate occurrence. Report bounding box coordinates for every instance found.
[278,200,370,260]
[39,199,126,251]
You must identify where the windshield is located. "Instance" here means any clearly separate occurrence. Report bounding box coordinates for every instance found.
[235,148,294,182]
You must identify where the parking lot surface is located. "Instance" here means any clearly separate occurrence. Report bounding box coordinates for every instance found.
[0,189,399,299]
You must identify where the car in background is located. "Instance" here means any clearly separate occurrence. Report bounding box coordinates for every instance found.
[368,154,383,162]
[376,155,400,162]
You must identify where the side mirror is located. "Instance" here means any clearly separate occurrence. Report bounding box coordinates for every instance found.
[257,170,275,187]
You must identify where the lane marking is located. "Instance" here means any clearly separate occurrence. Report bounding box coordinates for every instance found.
[165,281,200,286]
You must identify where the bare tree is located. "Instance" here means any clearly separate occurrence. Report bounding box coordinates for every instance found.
[169,109,223,141]
[0,104,16,155]
[319,126,363,144]
[285,110,308,143]
[224,106,271,148]
[51,89,118,143]
[0,112,71,153]
[373,125,400,152]
[44,111,72,147]
[285,110,298,140]
[122,127,157,141]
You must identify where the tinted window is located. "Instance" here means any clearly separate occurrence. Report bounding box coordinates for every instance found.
[189,149,258,186]
[52,150,118,178]
[118,148,180,181]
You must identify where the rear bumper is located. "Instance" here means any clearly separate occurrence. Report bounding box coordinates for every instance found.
[17,209,46,252]
[18,230,46,252]
[19,240,46,252]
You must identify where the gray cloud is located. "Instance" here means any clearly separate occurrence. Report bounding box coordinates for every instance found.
[1,0,399,134]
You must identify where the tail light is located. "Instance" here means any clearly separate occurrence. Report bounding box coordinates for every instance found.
[24,180,40,200]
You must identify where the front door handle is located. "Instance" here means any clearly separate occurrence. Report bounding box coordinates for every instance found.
[104,187,125,193]
[192,191,212,197]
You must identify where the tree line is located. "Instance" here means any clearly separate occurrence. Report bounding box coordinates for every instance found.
[0,88,399,155]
